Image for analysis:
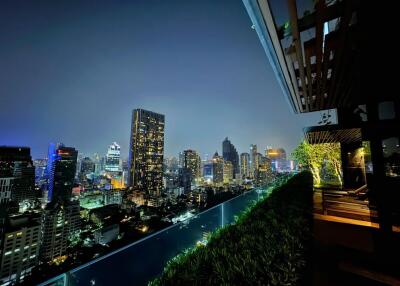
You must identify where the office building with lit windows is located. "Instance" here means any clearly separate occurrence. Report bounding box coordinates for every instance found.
[180,150,201,192]
[39,201,80,263]
[0,147,35,210]
[249,144,258,178]
[0,178,13,205]
[223,160,233,184]
[128,109,165,198]
[0,214,41,285]
[105,142,121,173]
[222,138,239,178]
[212,152,224,185]
[182,150,201,180]
[266,148,287,172]
[240,152,250,179]
[46,144,78,204]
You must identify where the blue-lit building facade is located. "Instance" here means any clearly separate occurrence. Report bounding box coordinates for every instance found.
[46,144,78,204]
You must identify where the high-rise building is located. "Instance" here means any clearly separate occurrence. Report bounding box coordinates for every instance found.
[223,160,233,184]
[266,148,287,172]
[0,147,35,208]
[256,153,263,169]
[105,142,121,173]
[180,150,201,192]
[222,138,239,178]
[40,201,80,263]
[0,178,13,205]
[92,153,104,175]
[128,109,165,197]
[203,161,213,184]
[178,152,184,169]
[164,157,179,174]
[79,157,95,187]
[240,153,250,179]
[212,152,224,185]
[250,144,258,178]
[47,144,78,204]
[80,157,95,175]
[33,159,47,187]
[0,214,41,285]
[182,150,201,180]
[256,156,273,186]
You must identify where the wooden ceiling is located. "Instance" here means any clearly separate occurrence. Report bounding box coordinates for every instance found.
[305,126,362,144]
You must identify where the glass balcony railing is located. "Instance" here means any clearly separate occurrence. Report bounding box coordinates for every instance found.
[39,188,268,286]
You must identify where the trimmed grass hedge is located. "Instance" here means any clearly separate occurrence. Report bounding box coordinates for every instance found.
[149,172,313,286]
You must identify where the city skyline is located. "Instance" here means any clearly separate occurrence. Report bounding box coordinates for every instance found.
[0,0,321,160]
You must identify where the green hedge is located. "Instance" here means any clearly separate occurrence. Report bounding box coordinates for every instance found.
[149,172,313,286]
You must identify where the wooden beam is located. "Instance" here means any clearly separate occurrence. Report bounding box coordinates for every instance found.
[314,0,325,110]
[285,45,305,112]
[288,0,310,111]
[319,32,337,110]
[277,1,356,39]
[327,0,354,108]
[304,39,315,110]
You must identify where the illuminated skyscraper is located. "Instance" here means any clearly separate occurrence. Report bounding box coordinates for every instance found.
[256,156,273,186]
[0,214,41,285]
[212,152,224,185]
[47,144,78,204]
[180,150,201,192]
[223,160,233,184]
[40,201,80,262]
[250,144,258,178]
[240,152,250,179]
[203,161,213,184]
[222,138,239,177]
[105,142,121,172]
[266,148,287,172]
[128,109,165,197]
[182,150,201,180]
[256,153,263,168]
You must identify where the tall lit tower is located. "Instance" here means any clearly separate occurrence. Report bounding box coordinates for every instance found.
[222,137,239,177]
[212,151,224,185]
[128,109,165,197]
[240,152,250,179]
[182,150,201,180]
[105,142,121,172]
[266,148,287,172]
[250,144,258,178]
[47,143,78,203]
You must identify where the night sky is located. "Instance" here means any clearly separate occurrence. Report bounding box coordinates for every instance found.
[0,0,320,160]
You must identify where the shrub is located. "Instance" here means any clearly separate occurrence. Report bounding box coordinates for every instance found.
[149,172,313,286]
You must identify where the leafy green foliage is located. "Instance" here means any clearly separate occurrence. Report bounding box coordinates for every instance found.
[292,140,342,186]
[149,172,313,286]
